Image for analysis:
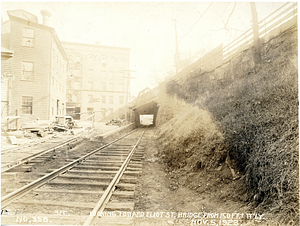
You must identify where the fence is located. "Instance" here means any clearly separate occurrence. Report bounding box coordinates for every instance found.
[173,2,297,81]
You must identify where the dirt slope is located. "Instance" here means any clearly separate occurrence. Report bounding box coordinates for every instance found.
[134,127,266,226]
[147,25,298,225]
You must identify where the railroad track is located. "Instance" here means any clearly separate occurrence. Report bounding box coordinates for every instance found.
[1,132,83,173]
[1,127,147,225]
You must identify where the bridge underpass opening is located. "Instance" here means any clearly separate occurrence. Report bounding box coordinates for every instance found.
[133,101,158,127]
[134,87,159,127]
[140,114,154,126]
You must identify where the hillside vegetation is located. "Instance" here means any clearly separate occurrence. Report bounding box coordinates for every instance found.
[156,25,298,225]
[157,94,227,170]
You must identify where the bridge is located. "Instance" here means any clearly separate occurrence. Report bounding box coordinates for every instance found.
[131,87,159,126]
[130,2,297,127]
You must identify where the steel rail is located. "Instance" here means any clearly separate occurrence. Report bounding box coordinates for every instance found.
[1,136,51,154]
[83,127,147,226]
[1,128,89,155]
[1,128,140,208]
[1,124,133,173]
[1,135,81,173]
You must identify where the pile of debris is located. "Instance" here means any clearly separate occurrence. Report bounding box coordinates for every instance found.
[21,115,77,136]
[105,118,126,127]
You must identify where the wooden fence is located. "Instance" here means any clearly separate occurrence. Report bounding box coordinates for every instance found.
[173,2,297,81]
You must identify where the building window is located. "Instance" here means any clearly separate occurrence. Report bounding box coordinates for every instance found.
[72,94,79,103]
[51,99,55,115]
[21,62,34,80]
[120,72,124,79]
[21,96,33,114]
[75,55,81,63]
[88,95,93,103]
[67,93,72,102]
[75,81,80,90]
[109,83,114,91]
[119,59,125,68]
[88,82,93,90]
[22,28,34,47]
[102,58,107,67]
[102,83,106,91]
[88,56,94,69]
[74,69,81,77]
[109,72,114,79]
[109,96,113,104]
[101,71,107,79]
[75,55,82,70]
[109,58,115,67]
[52,99,58,115]
[102,95,106,104]
[88,70,94,80]
[101,108,106,119]
[119,96,124,105]
[109,108,113,117]
[119,83,124,91]
[75,63,81,70]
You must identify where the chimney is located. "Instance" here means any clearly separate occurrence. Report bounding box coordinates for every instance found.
[40,9,51,26]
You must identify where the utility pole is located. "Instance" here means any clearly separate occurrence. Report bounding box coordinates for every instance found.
[122,70,136,121]
[250,2,261,64]
[172,19,180,74]
[122,70,136,104]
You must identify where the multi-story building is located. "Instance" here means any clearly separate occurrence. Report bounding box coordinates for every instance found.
[1,9,68,126]
[61,41,131,122]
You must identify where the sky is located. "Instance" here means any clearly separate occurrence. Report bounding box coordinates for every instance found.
[1,1,287,96]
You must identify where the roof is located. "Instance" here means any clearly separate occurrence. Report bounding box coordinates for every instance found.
[6,10,68,61]
[1,47,13,59]
[7,9,38,23]
[1,47,14,54]
[61,41,131,52]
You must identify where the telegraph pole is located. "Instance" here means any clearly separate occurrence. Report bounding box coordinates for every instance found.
[172,19,180,74]
[122,70,136,121]
[122,70,136,104]
[250,2,261,64]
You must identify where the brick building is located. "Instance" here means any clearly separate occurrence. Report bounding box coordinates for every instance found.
[1,10,68,126]
[61,41,131,122]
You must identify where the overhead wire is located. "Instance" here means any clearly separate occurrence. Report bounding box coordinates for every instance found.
[178,2,214,45]
[184,2,246,61]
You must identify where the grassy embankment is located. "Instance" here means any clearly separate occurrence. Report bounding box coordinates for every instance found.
[156,25,298,225]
